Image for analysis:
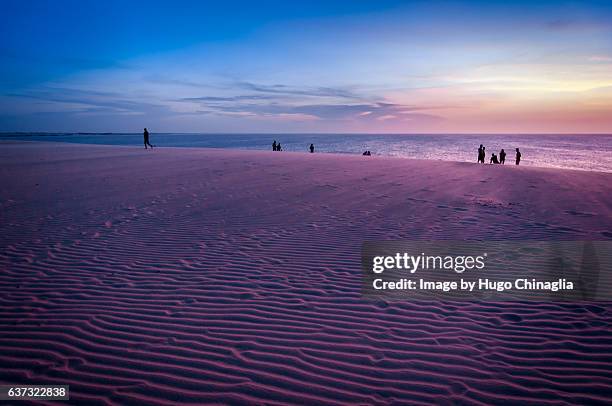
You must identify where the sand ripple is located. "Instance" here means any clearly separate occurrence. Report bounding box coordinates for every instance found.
[1,144,611,405]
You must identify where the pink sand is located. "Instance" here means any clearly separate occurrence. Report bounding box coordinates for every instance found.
[1,142,611,404]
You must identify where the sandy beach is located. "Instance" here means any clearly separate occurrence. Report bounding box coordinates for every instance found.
[1,141,612,404]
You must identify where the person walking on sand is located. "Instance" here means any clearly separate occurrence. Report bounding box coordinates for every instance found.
[309,143,314,153]
[499,149,506,164]
[277,142,282,151]
[272,140,277,151]
[515,148,521,165]
[143,128,153,149]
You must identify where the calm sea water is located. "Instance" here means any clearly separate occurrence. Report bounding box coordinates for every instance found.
[2,133,612,173]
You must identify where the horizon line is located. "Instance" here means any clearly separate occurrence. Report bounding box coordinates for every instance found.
[3,131,612,136]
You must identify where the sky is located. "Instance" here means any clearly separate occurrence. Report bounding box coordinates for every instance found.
[1,0,612,133]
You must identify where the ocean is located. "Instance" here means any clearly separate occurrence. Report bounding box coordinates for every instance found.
[2,133,612,173]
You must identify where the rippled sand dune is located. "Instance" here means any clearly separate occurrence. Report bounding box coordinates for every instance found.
[1,142,611,405]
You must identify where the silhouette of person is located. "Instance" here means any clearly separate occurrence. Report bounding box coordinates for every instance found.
[272,140,277,151]
[478,145,487,163]
[143,128,153,149]
[499,149,506,164]
[490,153,499,164]
[515,148,521,165]
[309,144,314,153]
[277,142,282,151]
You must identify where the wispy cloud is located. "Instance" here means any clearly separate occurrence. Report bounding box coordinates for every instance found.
[545,19,576,31]
[178,95,276,102]
[7,87,172,116]
[184,96,443,122]
[170,78,448,122]
[234,82,362,100]
[144,76,217,89]
[149,77,363,100]
[589,55,612,62]
[544,17,611,33]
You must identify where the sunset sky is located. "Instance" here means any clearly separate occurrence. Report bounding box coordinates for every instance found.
[1,0,612,133]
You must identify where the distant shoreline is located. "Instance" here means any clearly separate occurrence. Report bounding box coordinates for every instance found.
[0,137,612,173]
[3,132,612,136]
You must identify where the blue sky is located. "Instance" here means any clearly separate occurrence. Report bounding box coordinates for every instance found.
[1,0,612,133]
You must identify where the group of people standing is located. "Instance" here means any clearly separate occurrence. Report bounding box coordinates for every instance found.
[478,145,521,165]
[272,141,316,153]
[272,140,282,151]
